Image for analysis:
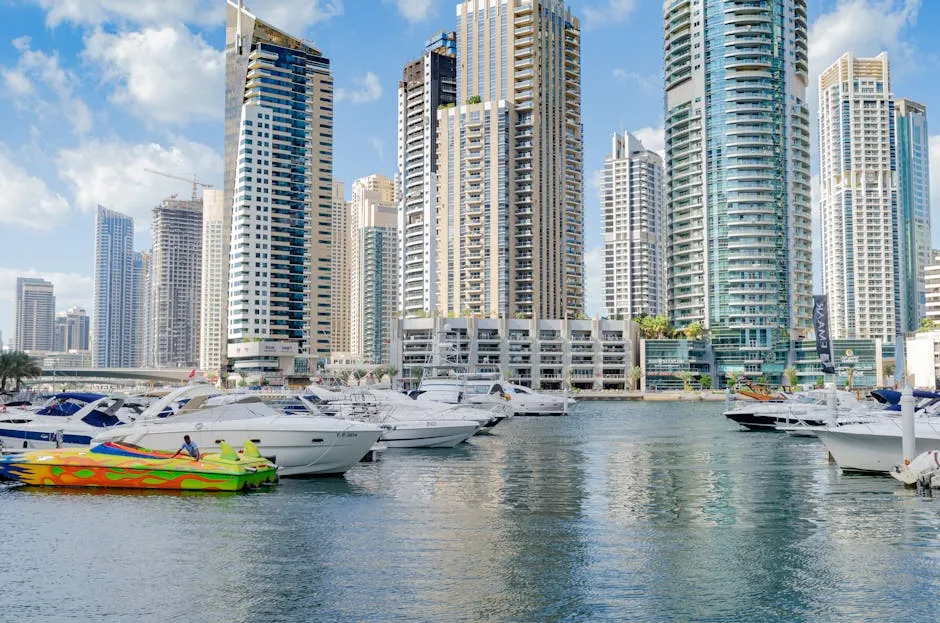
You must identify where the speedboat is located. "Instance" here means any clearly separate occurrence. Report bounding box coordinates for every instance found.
[814,391,940,473]
[0,394,129,449]
[0,440,277,491]
[93,386,383,477]
[303,390,480,448]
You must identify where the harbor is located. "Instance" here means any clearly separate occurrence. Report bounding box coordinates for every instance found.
[4,400,940,621]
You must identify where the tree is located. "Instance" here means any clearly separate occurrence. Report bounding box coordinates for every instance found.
[0,351,42,392]
[725,371,742,389]
[883,362,896,378]
[353,369,369,385]
[636,314,673,339]
[845,367,856,390]
[683,321,705,341]
[699,374,712,390]
[385,365,399,386]
[676,371,697,391]
[784,366,798,391]
[815,376,824,389]
[920,318,937,332]
[627,365,643,391]
[466,95,482,104]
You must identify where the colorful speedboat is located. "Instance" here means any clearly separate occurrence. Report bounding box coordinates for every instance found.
[0,440,277,491]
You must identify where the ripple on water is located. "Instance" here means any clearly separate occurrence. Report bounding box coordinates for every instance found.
[3,402,940,622]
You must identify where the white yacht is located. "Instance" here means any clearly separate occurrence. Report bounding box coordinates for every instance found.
[814,391,940,473]
[0,393,129,449]
[723,390,866,431]
[92,386,383,477]
[302,389,481,448]
[416,375,571,416]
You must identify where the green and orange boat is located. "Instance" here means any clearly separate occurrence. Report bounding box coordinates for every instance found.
[0,440,278,492]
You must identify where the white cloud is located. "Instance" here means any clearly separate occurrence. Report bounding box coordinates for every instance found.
[368,137,386,160]
[384,0,434,22]
[57,137,223,228]
[30,0,342,31]
[84,26,223,125]
[0,269,94,317]
[633,125,665,161]
[583,0,637,29]
[584,246,606,318]
[611,69,659,96]
[335,71,383,104]
[0,36,92,134]
[0,149,71,230]
[809,0,920,74]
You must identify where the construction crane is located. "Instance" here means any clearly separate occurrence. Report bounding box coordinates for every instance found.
[144,169,213,201]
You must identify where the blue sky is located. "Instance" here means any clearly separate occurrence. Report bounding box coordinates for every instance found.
[0,0,937,344]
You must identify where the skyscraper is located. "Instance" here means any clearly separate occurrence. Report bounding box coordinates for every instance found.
[54,307,90,352]
[149,197,203,368]
[93,206,138,367]
[437,0,583,319]
[819,53,900,340]
[330,180,351,355]
[225,1,334,376]
[397,31,457,317]
[134,250,150,367]
[896,98,932,329]
[14,277,54,351]
[348,175,398,363]
[663,0,812,369]
[199,189,228,373]
[602,132,664,318]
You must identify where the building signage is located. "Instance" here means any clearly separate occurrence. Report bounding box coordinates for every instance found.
[813,295,835,374]
[228,341,298,358]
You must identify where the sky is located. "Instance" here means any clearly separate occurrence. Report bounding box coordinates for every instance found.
[0,0,938,344]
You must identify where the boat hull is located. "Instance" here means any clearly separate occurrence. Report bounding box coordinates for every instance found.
[380,423,479,448]
[815,430,940,473]
[0,445,277,491]
[96,424,382,478]
[724,410,825,431]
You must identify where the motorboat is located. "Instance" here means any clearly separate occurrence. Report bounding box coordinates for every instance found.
[415,375,571,416]
[814,391,940,473]
[0,440,277,491]
[891,450,940,486]
[0,394,129,449]
[723,390,868,431]
[93,386,383,477]
[302,390,481,448]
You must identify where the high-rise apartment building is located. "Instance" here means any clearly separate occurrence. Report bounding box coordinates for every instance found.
[199,189,228,373]
[819,53,901,341]
[602,132,664,318]
[348,175,398,362]
[664,0,812,371]
[437,0,583,319]
[93,206,138,367]
[225,1,334,377]
[925,250,940,324]
[134,250,150,367]
[896,98,932,328]
[14,277,54,352]
[330,180,351,355]
[397,31,457,317]
[53,307,90,352]
[149,197,203,368]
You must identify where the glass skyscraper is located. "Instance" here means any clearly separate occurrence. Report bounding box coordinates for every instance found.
[663,0,812,377]
[224,1,334,377]
[896,98,932,329]
[93,206,141,368]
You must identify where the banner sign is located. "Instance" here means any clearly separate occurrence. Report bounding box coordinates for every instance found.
[813,295,836,374]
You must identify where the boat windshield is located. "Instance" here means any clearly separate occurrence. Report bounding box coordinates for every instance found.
[81,410,123,428]
[36,393,105,416]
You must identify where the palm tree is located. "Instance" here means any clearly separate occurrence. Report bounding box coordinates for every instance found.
[845,367,856,390]
[384,365,399,387]
[783,366,798,391]
[677,371,697,392]
[699,374,712,390]
[353,369,368,385]
[0,351,42,392]
[725,371,742,390]
[682,321,705,341]
[627,365,642,391]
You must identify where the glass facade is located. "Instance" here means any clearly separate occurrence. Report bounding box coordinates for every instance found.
[664,0,811,377]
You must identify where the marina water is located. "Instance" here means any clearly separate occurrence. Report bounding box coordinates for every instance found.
[3,401,940,622]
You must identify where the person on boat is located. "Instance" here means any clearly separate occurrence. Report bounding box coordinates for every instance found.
[173,435,200,460]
